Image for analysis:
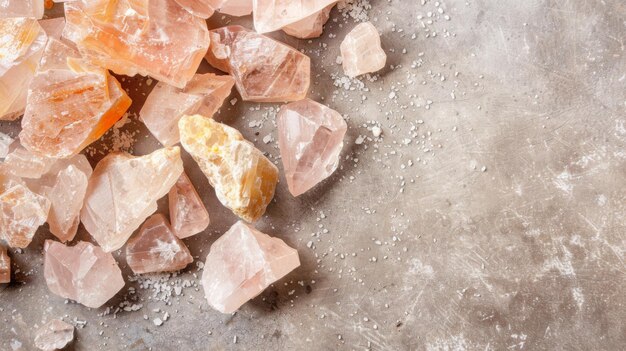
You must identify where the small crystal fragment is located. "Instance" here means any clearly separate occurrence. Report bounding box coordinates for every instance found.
[0,0,44,19]
[0,177,50,248]
[282,4,335,39]
[141,73,235,146]
[202,221,300,313]
[277,99,347,196]
[2,142,56,179]
[217,0,252,16]
[179,115,278,222]
[126,214,194,274]
[34,319,74,351]
[44,240,125,308]
[205,26,310,102]
[169,172,210,238]
[0,133,14,159]
[0,245,9,283]
[253,0,337,34]
[81,147,184,252]
[340,22,387,78]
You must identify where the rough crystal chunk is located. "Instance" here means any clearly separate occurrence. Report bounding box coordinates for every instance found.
[0,177,50,248]
[43,240,125,308]
[217,0,252,16]
[169,172,210,238]
[174,0,215,19]
[126,214,193,274]
[202,221,300,313]
[179,115,278,222]
[0,133,14,159]
[340,22,387,77]
[0,18,48,121]
[2,142,56,179]
[277,99,347,196]
[0,245,9,283]
[253,0,337,34]
[64,0,211,89]
[282,4,335,39]
[205,26,310,102]
[34,319,74,351]
[81,147,183,252]
[141,73,235,147]
[0,0,44,19]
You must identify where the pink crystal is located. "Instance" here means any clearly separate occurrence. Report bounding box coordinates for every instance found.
[340,22,387,77]
[282,4,335,39]
[0,0,44,19]
[169,172,210,238]
[0,245,9,283]
[43,240,125,308]
[80,147,184,252]
[205,26,310,102]
[140,73,235,147]
[0,176,50,248]
[253,0,337,34]
[202,221,300,313]
[0,133,14,159]
[2,141,56,179]
[34,319,74,351]
[38,17,66,40]
[126,214,193,274]
[217,0,252,16]
[277,99,347,196]
[174,0,215,19]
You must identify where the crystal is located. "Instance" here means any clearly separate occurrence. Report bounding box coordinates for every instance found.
[0,0,44,19]
[174,0,215,19]
[140,73,235,147]
[64,0,211,89]
[20,39,132,158]
[80,147,184,252]
[179,115,279,222]
[34,319,74,351]
[205,26,310,102]
[253,0,337,34]
[277,99,347,196]
[169,172,210,238]
[43,240,125,308]
[0,133,13,159]
[0,245,9,283]
[202,221,300,313]
[2,141,56,179]
[38,17,66,40]
[340,22,387,78]
[216,0,252,16]
[0,177,50,248]
[125,214,193,274]
[282,4,335,39]
[0,18,48,121]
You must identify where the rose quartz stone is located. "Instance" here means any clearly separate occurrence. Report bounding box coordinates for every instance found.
[282,4,335,39]
[34,319,74,351]
[0,246,9,283]
[169,172,210,239]
[174,0,215,18]
[205,26,310,102]
[0,0,44,19]
[80,147,184,252]
[0,177,50,248]
[140,73,235,147]
[126,214,194,274]
[38,17,66,39]
[340,22,387,78]
[44,240,125,308]
[253,0,337,34]
[277,99,347,196]
[202,221,300,313]
[218,0,252,16]
[2,142,56,179]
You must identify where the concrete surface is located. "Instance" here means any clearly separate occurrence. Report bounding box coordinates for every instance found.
[1,0,625,350]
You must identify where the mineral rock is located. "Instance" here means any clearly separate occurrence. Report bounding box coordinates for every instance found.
[0,177,50,248]
[0,18,48,121]
[0,0,44,19]
[0,246,9,283]
[169,172,210,238]
[20,39,131,158]
[44,240,125,308]
[253,0,337,34]
[81,147,183,252]
[277,99,347,196]
[2,142,56,179]
[0,133,14,159]
[179,115,278,222]
[282,4,335,39]
[126,214,193,274]
[218,0,252,16]
[141,73,235,147]
[340,22,387,77]
[174,0,215,19]
[64,0,211,89]
[38,17,66,39]
[202,221,300,313]
[205,26,310,102]
[34,319,74,351]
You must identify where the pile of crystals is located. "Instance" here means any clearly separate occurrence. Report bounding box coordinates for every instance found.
[0,0,386,314]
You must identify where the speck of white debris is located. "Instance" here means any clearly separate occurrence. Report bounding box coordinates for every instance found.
[153,318,163,326]
[372,126,382,138]
[230,98,238,105]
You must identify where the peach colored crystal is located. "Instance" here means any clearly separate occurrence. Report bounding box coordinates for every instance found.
[277,99,347,196]
[141,73,234,147]
[2,141,56,179]
[174,0,215,18]
[43,240,124,308]
[0,176,50,248]
[64,0,211,89]
[20,39,132,158]
[80,147,184,252]
[0,18,48,121]
[126,214,193,274]
[282,4,335,39]
[253,0,337,34]
[0,245,9,283]
[179,115,279,222]
[38,17,66,40]
[205,26,310,102]
[340,22,387,78]
[0,0,44,19]
[169,172,210,239]
[34,319,74,351]
[217,0,252,16]
[202,221,300,313]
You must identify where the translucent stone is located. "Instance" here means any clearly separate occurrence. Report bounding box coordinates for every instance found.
[0,245,9,283]
[179,115,279,222]
[169,172,210,238]
[0,0,44,19]
[282,4,335,39]
[34,319,74,351]
[253,0,337,34]
[217,0,252,16]
[64,0,211,89]
[81,147,184,252]
[205,26,310,102]
[0,177,50,248]
[340,22,387,78]
[38,17,66,40]
[1,142,56,179]
[202,221,300,313]
[0,133,14,159]
[140,73,235,147]
[277,99,347,196]
[174,0,215,19]
[43,240,125,308]
[126,214,193,274]
[0,18,48,121]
